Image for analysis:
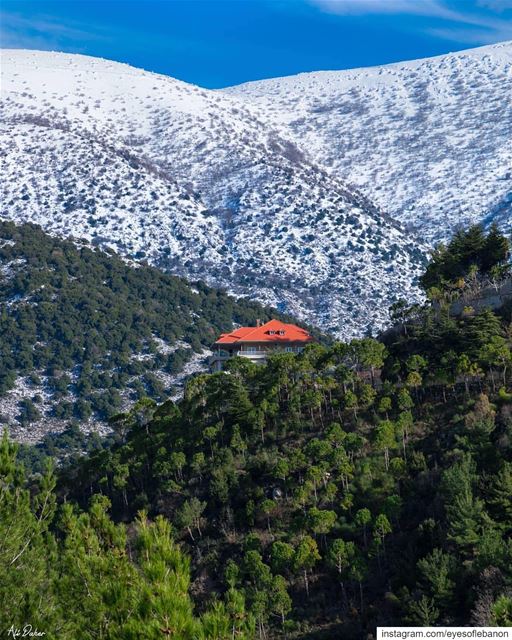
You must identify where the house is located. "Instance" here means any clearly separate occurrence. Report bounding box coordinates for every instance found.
[210,319,314,372]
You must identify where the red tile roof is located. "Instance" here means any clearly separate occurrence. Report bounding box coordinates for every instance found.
[215,319,313,345]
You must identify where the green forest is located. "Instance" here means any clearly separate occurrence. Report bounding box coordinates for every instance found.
[0,221,301,430]
[1,225,512,639]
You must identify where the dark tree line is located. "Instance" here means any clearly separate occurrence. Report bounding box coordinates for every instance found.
[420,223,510,293]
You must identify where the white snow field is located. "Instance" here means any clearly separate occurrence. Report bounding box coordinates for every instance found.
[227,41,512,243]
[1,44,511,336]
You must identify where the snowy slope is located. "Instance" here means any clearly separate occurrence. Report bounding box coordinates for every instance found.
[226,42,512,243]
[0,49,426,337]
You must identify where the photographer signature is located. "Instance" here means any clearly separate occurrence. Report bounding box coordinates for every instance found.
[7,625,45,638]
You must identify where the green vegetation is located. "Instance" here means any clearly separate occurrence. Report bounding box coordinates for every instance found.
[420,223,510,296]
[2,224,512,638]
[0,432,254,639]
[0,221,305,427]
[15,422,113,475]
[61,292,512,636]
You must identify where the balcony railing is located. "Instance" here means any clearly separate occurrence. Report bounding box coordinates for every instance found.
[211,345,305,361]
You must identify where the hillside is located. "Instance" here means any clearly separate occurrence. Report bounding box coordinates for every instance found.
[227,42,512,243]
[1,48,428,337]
[0,221,301,443]
[2,44,510,333]
[63,345,512,637]
[2,225,512,638]
[7,294,512,638]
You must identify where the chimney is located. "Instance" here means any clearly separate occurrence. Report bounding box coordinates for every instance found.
[256,319,261,327]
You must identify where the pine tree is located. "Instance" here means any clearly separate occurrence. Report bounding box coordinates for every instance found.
[417,548,455,612]
[0,431,59,636]
[293,536,320,598]
[481,223,510,273]
[408,595,440,625]
[446,487,492,556]
[487,463,512,525]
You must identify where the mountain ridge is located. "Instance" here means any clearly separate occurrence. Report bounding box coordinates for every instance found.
[225,40,512,242]
[1,48,427,337]
[226,40,512,88]
[2,43,510,335]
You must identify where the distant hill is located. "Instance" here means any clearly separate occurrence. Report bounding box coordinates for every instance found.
[0,48,427,337]
[227,41,512,243]
[0,221,301,443]
[2,43,510,335]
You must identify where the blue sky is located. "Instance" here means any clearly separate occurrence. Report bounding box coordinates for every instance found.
[1,0,512,87]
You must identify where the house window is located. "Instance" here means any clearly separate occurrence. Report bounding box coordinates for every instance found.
[278,330,285,335]
[285,346,293,352]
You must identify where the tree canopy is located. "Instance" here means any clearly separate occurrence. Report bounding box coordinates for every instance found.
[420,224,510,293]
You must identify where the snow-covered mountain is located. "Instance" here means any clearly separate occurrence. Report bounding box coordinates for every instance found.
[226,42,512,243]
[0,49,427,337]
[1,44,510,336]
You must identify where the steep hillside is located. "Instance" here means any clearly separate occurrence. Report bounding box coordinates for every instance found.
[0,221,300,443]
[0,49,425,337]
[3,45,509,335]
[59,301,512,638]
[226,41,512,242]
[3,226,512,639]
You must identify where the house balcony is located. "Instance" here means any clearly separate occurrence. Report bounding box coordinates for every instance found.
[209,348,269,371]
[209,344,306,372]
[238,350,268,359]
